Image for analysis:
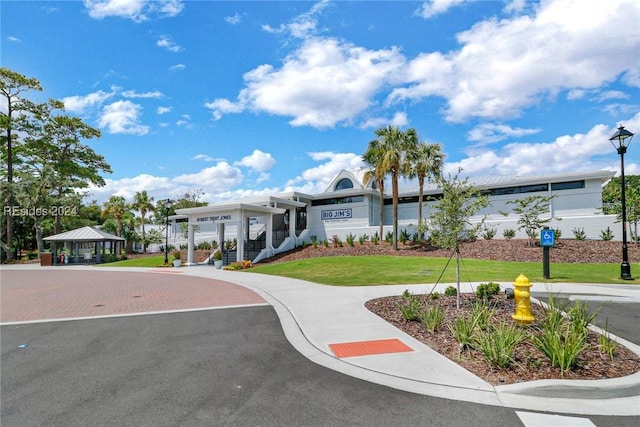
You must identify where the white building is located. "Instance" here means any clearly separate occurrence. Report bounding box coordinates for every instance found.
[175,169,618,265]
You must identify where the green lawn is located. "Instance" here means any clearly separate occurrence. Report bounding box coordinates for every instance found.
[96,255,171,268]
[249,255,640,286]
[97,253,639,286]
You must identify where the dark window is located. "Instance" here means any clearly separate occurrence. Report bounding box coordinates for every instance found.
[491,184,547,196]
[335,178,354,191]
[312,195,364,206]
[551,180,585,191]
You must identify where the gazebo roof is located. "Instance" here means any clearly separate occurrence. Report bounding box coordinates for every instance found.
[43,226,125,242]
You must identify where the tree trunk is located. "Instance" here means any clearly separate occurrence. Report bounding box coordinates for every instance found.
[34,217,44,253]
[455,248,461,310]
[378,181,384,240]
[392,172,399,250]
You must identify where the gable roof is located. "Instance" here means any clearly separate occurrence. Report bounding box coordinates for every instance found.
[43,226,125,242]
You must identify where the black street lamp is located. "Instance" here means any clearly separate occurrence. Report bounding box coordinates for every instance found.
[609,125,635,280]
[163,199,173,265]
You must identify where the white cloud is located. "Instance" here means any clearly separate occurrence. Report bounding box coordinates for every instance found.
[446,112,640,177]
[262,0,330,39]
[155,0,183,17]
[83,0,183,22]
[62,90,115,113]
[157,106,172,114]
[122,90,163,99]
[173,162,244,190]
[360,111,409,129]
[467,123,541,144]
[595,90,630,102]
[169,64,186,71]
[415,0,466,19]
[208,38,405,128]
[87,174,174,202]
[193,154,217,162]
[157,35,182,52]
[391,0,640,123]
[285,152,365,193]
[234,149,276,172]
[7,36,20,42]
[225,13,242,25]
[204,98,245,121]
[98,100,149,135]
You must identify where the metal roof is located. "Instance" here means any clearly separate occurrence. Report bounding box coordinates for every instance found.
[43,226,125,242]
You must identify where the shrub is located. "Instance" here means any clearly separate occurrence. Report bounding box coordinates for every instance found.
[481,227,496,240]
[172,250,181,260]
[572,227,586,240]
[554,228,562,239]
[213,250,222,261]
[444,286,457,296]
[598,319,618,362]
[385,231,394,244]
[531,325,588,374]
[421,304,445,332]
[345,233,355,247]
[371,234,379,245]
[399,229,411,244]
[532,295,591,374]
[600,227,614,241]
[197,241,212,250]
[475,322,526,368]
[449,314,477,351]
[471,300,496,330]
[179,244,187,250]
[358,233,369,245]
[503,229,516,240]
[311,236,318,248]
[399,293,423,322]
[475,282,500,300]
[224,260,252,270]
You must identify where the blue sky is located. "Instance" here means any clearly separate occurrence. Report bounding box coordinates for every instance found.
[2,0,639,205]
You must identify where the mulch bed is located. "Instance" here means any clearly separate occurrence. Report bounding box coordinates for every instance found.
[365,293,640,385]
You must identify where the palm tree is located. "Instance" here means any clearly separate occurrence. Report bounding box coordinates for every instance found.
[102,195,127,255]
[407,142,445,227]
[370,125,418,250]
[132,190,155,253]
[362,140,386,241]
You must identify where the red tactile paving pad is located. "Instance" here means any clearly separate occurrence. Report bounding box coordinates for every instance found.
[1,269,266,323]
[329,338,413,358]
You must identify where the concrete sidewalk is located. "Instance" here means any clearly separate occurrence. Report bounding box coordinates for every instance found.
[3,264,639,416]
[182,266,640,417]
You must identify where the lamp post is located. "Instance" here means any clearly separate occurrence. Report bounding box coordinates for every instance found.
[609,125,635,280]
[164,199,173,265]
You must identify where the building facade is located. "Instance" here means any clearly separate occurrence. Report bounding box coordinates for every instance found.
[175,169,618,265]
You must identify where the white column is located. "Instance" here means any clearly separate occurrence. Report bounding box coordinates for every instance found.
[290,208,297,238]
[266,214,274,250]
[187,223,195,265]
[236,213,244,262]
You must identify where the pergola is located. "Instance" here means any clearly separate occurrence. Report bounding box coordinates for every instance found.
[43,226,125,265]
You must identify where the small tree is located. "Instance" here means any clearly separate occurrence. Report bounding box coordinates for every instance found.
[503,195,556,247]
[425,171,490,309]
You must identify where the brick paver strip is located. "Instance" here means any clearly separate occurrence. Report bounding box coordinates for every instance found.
[329,338,413,358]
[1,270,266,323]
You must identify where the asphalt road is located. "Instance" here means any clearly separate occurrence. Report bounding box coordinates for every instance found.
[2,307,528,427]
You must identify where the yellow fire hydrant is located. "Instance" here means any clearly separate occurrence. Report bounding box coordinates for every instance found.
[511,274,535,325]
